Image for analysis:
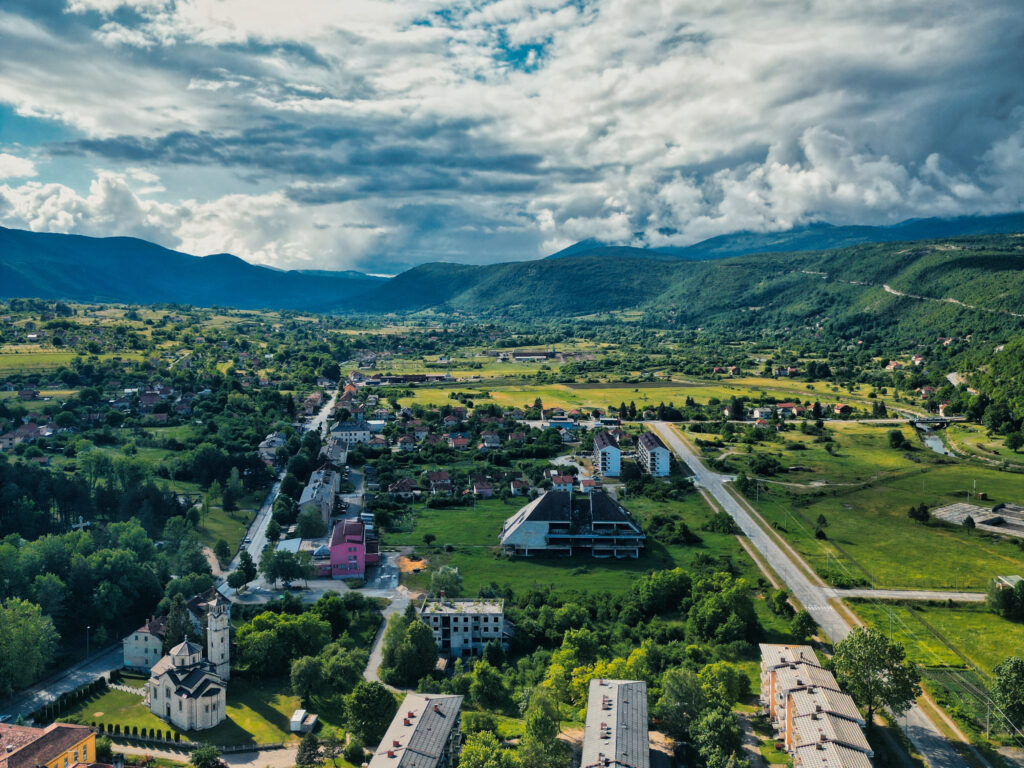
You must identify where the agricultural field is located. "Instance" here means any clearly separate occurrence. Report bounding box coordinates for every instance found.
[390,490,767,595]
[752,462,1024,591]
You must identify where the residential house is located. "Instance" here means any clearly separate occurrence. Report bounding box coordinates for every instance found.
[551,474,574,492]
[389,478,417,501]
[397,434,416,452]
[0,722,103,768]
[480,431,501,449]
[123,616,168,670]
[472,479,494,498]
[509,478,529,496]
[299,467,340,525]
[330,420,372,445]
[447,435,470,451]
[428,470,453,494]
[330,518,368,579]
[833,404,852,416]
[637,432,671,477]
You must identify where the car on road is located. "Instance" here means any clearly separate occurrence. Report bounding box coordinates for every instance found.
[243,536,252,544]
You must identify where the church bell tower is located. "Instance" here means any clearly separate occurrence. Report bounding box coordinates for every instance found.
[207,604,230,680]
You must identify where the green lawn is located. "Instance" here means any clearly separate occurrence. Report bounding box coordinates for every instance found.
[945,424,1024,467]
[392,491,768,596]
[750,462,1024,591]
[65,678,304,746]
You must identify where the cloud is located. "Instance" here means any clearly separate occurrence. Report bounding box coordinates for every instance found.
[0,153,37,179]
[0,0,1020,270]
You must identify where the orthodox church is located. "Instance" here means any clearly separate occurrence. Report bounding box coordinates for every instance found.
[146,604,230,731]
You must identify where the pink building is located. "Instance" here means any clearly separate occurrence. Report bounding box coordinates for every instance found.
[330,519,367,579]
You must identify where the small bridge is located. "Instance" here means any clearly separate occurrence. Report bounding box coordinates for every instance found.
[909,416,965,428]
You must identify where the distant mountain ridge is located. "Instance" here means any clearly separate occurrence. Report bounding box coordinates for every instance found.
[2,212,1024,320]
[0,227,386,311]
[546,212,1024,262]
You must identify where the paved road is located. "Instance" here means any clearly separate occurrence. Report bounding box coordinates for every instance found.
[1,644,123,719]
[363,586,411,684]
[115,742,297,768]
[832,588,986,602]
[649,422,971,768]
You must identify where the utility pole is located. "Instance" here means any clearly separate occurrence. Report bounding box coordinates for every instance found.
[86,624,91,657]
[888,608,892,641]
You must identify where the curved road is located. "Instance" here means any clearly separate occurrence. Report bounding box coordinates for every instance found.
[649,421,973,768]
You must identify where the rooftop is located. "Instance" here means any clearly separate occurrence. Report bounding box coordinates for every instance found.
[787,687,863,725]
[793,741,873,768]
[774,664,841,696]
[367,694,463,768]
[637,432,666,451]
[760,644,820,671]
[0,723,94,768]
[419,598,503,615]
[594,432,618,450]
[580,679,649,768]
[791,712,871,754]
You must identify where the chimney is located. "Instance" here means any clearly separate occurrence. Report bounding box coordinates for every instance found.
[393,741,400,748]
[403,719,410,726]
[433,704,440,713]
[387,750,395,758]
[407,711,415,718]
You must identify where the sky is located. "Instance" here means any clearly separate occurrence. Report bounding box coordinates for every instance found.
[0,0,1022,274]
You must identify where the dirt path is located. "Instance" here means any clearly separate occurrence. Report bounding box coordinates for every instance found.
[115,743,297,768]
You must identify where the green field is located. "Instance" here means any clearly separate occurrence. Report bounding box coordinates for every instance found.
[65,678,305,745]
[850,602,1024,675]
[727,421,923,485]
[390,491,767,595]
[752,462,1024,591]
[945,424,1024,467]
[0,347,143,374]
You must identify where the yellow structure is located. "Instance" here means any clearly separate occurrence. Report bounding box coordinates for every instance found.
[0,723,98,768]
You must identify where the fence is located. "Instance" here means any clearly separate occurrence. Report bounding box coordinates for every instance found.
[108,684,145,697]
[110,732,287,752]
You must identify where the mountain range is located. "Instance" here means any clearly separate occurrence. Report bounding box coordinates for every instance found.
[2,213,1024,327]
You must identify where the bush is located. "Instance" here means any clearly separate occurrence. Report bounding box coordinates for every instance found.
[343,738,365,764]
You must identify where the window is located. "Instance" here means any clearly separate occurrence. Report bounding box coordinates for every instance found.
[83,748,87,762]
[74,752,79,762]
[179,702,183,711]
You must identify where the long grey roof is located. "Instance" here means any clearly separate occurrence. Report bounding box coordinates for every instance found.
[637,432,666,451]
[368,694,463,768]
[581,679,649,768]
[594,432,618,450]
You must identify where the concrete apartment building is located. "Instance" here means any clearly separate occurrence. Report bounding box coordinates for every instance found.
[636,432,670,477]
[593,431,621,477]
[760,644,872,766]
[418,598,506,658]
[368,694,463,768]
[581,679,649,768]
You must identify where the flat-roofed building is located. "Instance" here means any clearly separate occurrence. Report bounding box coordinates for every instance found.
[636,432,670,477]
[368,694,463,768]
[594,432,621,478]
[760,644,820,720]
[419,598,506,658]
[581,679,648,768]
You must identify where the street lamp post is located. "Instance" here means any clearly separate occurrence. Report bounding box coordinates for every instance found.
[86,625,91,657]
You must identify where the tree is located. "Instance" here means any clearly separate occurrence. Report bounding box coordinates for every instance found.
[470,660,509,710]
[0,599,59,697]
[907,503,930,523]
[888,429,906,449]
[992,656,1024,730]
[692,706,744,768]
[343,737,365,766]
[266,519,282,543]
[380,615,438,687]
[238,550,257,582]
[698,662,743,706]
[832,627,921,722]
[519,699,566,768]
[297,509,327,539]
[430,566,463,597]
[964,515,976,534]
[656,667,706,741]
[291,655,324,705]
[189,745,225,768]
[296,732,320,768]
[226,570,248,590]
[214,539,230,564]
[423,533,436,547]
[790,611,818,643]
[346,681,398,744]
[1007,432,1024,453]
[460,731,520,768]
[320,729,344,768]
[162,593,193,653]
[95,737,113,762]
[814,514,829,540]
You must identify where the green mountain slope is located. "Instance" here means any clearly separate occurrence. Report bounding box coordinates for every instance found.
[0,226,384,311]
